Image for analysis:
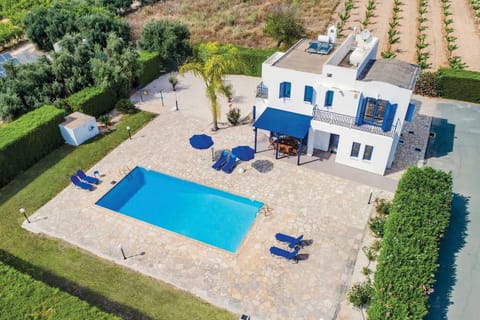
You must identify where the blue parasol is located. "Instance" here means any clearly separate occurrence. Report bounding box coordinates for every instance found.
[232,145,255,161]
[189,134,214,150]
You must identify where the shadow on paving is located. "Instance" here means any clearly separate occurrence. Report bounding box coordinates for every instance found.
[426,193,470,320]
[425,117,456,159]
[0,249,154,320]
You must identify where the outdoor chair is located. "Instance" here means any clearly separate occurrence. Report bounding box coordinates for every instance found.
[70,175,94,191]
[76,169,99,184]
[269,246,300,263]
[222,154,238,174]
[212,150,229,170]
[275,233,304,248]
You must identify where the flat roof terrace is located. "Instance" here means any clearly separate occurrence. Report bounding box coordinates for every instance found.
[272,39,339,74]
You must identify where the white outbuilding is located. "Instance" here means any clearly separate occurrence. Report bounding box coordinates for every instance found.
[59,112,99,146]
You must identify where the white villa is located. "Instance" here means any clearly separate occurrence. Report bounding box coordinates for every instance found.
[253,27,419,175]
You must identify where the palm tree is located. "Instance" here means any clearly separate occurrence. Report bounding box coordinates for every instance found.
[179,42,242,131]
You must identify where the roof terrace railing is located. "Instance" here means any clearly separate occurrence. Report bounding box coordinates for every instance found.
[312,108,396,137]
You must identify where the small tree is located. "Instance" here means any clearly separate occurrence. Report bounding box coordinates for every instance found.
[168,74,178,91]
[220,82,234,102]
[348,281,374,319]
[138,20,191,71]
[227,107,241,126]
[98,114,112,127]
[264,6,305,48]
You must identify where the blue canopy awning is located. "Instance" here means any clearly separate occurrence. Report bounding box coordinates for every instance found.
[253,107,312,139]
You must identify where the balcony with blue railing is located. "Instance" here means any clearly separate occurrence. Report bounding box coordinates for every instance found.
[256,82,268,99]
[312,108,396,137]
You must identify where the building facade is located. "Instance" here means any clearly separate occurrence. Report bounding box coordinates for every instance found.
[255,28,419,175]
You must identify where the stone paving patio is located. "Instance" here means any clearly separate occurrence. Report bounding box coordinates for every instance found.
[24,107,389,319]
[23,74,432,319]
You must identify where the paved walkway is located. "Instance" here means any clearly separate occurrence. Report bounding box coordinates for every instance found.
[23,74,434,319]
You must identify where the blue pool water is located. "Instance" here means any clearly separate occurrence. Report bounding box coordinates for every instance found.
[96,167,263,252]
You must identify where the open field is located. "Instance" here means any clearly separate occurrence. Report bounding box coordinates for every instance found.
[128,0,480,71]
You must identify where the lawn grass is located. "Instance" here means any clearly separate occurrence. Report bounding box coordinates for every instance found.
[0,111,235,320]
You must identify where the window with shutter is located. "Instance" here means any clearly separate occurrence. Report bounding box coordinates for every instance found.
[324,90,334,106]
[304,86,314,103]
[405,103,415,122]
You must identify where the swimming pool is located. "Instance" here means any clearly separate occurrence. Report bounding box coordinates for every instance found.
[96,167,263,252]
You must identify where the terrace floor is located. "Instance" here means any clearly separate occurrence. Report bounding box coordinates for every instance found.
[24,74,404,319]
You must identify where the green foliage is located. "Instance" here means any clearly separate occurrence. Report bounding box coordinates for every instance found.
[0,105,64,187]
[0,20,23,47]
[369,215,387,238]
[100,0,133,14]
[98,114,113,127]
[137,51,161,87]
[137,20,192,71]
[115,99,137,114]
[0,260,119,319]
[348,281,374,309]
[437,68,480,103]
[24,3,128,51]
[65,87,117,118]
[90,33,139,98]
[367,167,452,320]
[168,73,178,91]
[233,45,276,77]
[375,198,391,215]
[227,107,241,126]
[263,6,305,48]
[414,71,439,96]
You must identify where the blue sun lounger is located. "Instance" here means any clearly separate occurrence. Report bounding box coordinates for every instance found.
[275,233,304,248]
[212,150,229,170]
[70,175,94,191]
[76,169,99,184]
[222,154,238,174]
[269,246,300,263]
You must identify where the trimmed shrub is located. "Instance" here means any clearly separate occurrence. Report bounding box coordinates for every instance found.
[0,260,119,319]
[369,215,387,238]
[65,87,117,118]
[137,51,161,88]
[227,107,241,126]
[0,105,65,187]
[367,166,452,320]
[437,68,480,103]
[115,99,137,114]
[235,46,276,77]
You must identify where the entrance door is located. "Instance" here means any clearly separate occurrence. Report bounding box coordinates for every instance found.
[329,134,339,153]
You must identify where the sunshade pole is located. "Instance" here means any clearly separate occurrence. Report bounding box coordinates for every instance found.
[254,128,258,152]
[297,139,302,165]
[275,132,279,160]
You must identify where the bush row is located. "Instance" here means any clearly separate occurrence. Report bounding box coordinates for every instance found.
[65,87,117,118]
[0,259,118,319]
[234,46,276,77]
[136,51,161,88]
[0,105,65,188]
[415,68,480,103]
[367,166,452,319]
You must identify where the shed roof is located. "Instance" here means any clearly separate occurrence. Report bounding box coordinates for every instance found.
[61,112,95,129]
[360,59,419,90]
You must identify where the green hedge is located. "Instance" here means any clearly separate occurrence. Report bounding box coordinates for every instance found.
[0,260,118,319]
[234,46,276,77]
[65,86,117,118]
[437,68,480,103]
[137,51,161,88]
[0,105,64,188]
[368,166,452,319]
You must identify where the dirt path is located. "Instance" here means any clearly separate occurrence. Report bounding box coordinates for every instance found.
[449,0,480,70]
[370,0,395,55]
[395,0,418,62]
[422,0,448,70]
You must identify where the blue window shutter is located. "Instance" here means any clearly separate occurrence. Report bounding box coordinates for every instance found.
[355,95,366,126]
[324,90,334,106]
[285,82,291,98]
[405,103,415,122]
[279,82,285,98]
[382,102,397,132]
[304,86,313,103]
